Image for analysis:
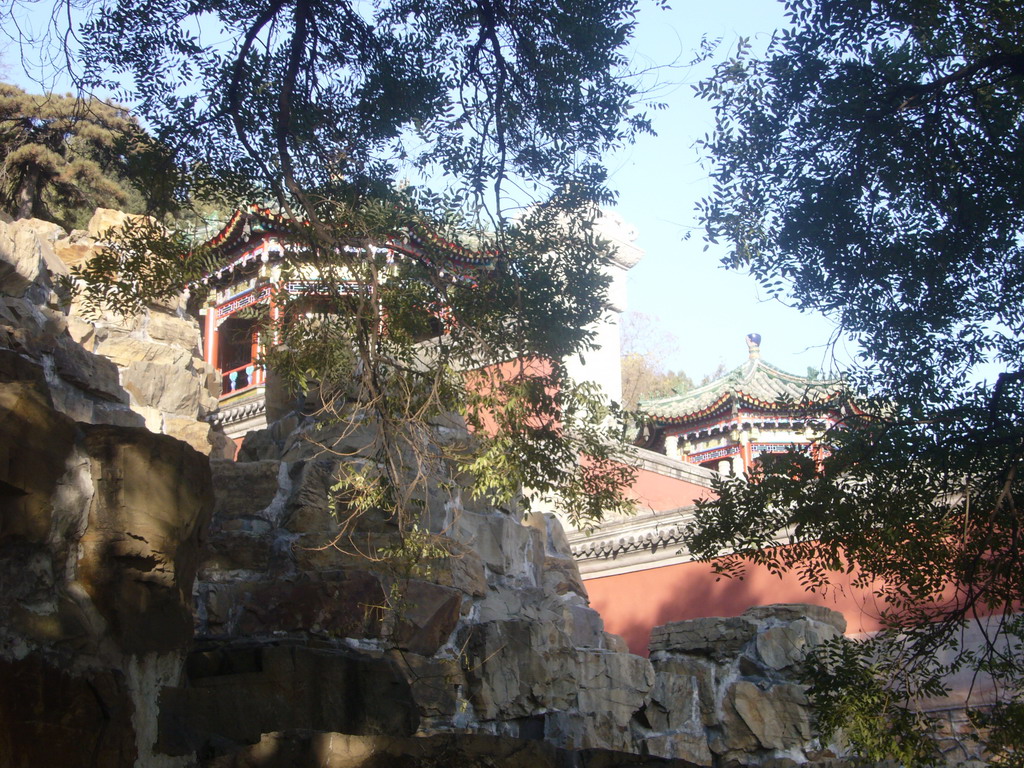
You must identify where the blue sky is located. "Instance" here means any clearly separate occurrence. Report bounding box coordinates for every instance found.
[606,1,855,380]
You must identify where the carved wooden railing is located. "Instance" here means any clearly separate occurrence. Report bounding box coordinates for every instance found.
[221,363,265,397]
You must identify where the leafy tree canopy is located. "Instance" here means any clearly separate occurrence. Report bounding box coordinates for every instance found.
[0,83,178,228]
[693,0,1024,761]
[34,0,665,537]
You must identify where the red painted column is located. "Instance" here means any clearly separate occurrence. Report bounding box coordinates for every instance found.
[204,306,218,370]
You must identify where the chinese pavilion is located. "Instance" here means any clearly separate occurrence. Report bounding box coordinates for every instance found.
[197,204,501,440]
[637,333,852,474]
[567,335,871,654]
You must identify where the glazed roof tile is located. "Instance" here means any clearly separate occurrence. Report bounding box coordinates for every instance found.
[639,357,845,425]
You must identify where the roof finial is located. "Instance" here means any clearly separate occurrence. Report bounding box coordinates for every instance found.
[746,333,762,360]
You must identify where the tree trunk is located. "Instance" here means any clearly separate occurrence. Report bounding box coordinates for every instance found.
[14,164,40,220]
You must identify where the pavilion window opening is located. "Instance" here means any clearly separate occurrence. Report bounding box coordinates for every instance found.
[218,314,260,394]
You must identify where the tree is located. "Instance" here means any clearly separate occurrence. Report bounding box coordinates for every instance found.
[0,83,177,227]
[44,0,658,542]
[693,0,1024,761]
[619,311,694,410]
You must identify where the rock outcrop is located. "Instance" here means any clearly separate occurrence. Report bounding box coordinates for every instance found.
[0,211,220,453]
[640,605,847,767]
[1,207,851,767]
[0,349,212,768]
[1,211,216,767]
[184,416,657,760]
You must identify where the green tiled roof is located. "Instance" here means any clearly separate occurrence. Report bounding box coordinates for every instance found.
[639,357,845,426]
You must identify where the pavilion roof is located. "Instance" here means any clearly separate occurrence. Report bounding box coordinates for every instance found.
[639,347,846,427]
[204,205,302,255]
[202,203,501,274]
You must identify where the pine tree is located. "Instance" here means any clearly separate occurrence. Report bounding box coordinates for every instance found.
[0,84,177,228]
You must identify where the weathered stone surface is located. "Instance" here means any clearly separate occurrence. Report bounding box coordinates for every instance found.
[1,347,213,767]
[644,732,714,767]
[2,212,216,451]
[743,604,846,634]
[649,657,717,726]
[383,651,465,720]
[646,604,845,766]
[211,459,283,520]
[459,619,581,720]
[238,425,284,461]
[0,655,137,768]
[649,615,759,659]
[161,644,419,756]
[646,670,701,733]
[16,216,66,245]
[121,359,206,414]
[165,415,215,454]
[426,540,487,597]
[204,531,273,573]
[191,415,844,766]
[284,459,343,532]
[87,207,148,238]
[453,510,542,579]
[94,333,192,367]
[603,632,630,654]
[0,350,77,544]
[568,604,605,649]
[199,730,706,768]
[755,624,816,672]
[146,310,201,350]
[78,425,212,655]
[0,296,67,360]
[476,585,559,624]
[575,649,654,750]
[53,334,127,402]
[391,580,462,656]
[541,555,588,598]
[291,531,384,573]
[233,572,386,639]
[0,218,45,296]
[721,681,811,752]
[53,238,98,269]
[66,314,95,347]
[281,417,381,463]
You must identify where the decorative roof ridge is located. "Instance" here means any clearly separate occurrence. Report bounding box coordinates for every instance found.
[640,357,842,411]
[637,363,743,410]
[203,204,304,252]
[638,349,849,426]
[751,357,842,387]
[201,203,503,272]
[568,505,698,562]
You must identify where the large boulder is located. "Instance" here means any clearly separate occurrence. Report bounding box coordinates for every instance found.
[0,351,213,767]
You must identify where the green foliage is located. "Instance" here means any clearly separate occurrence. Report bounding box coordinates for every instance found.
[0,83,179,227]
[465,363,636,532]
[63,217,216,316]
[804,636,942,767]
[57,0,648,543]
[972,697,1024,767]
[693,0,1024,759]
[77,0,654,215]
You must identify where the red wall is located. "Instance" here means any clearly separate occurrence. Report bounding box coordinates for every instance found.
[585,559,887,656]
[626,466,712,512]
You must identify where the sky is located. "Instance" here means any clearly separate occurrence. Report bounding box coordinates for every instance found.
[604,1,856,380]
[1,0,856,381]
